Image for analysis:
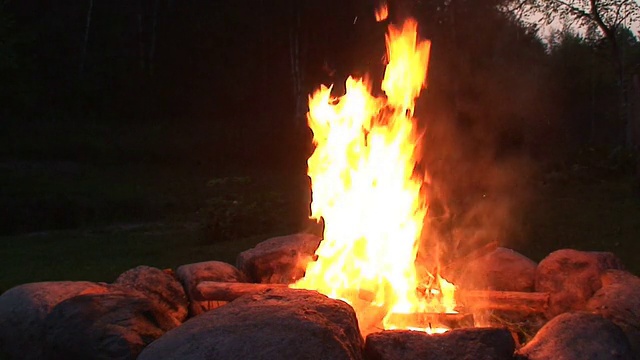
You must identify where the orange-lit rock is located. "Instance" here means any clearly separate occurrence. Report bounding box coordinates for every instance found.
[115,265,188,323]
[44,290,178,359]
[138,287,364,360]
[236,233,320,284]
[0,281,109,360]
[535,249,624,318]
[176,260,246,315]
[516,312,633,360]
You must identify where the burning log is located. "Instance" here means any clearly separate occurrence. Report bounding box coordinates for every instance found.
[193,282,289,302]
[457,290,549,314]
[194,281,550,315]
[194,281,377,303]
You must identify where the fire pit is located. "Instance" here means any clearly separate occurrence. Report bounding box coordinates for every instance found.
[1,237,639,359]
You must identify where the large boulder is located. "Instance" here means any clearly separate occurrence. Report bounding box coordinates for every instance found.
[176,260,247,316]
[43,290,179,360]
[0,281,108,360]
[535,249,624,318]
[138,287,364,360]
[364,327,516,360]
[600,269,640,288]
[587,270,640,356]
[515,312,634,360]
[114,265,188,323]
[236,233,321,283]
[453,247,537,292]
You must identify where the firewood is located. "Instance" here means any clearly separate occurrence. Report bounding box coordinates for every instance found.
[193,282,289,301]
[457,290,549,314]
[195,282,549,314]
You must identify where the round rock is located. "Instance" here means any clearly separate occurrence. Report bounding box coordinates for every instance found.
[44,290,179,360]
[454,247,537,291]
[587,270,640,356]
[176,260,247,316]
[0,281,108,360]
[137,287,363,360]
[535,249,624,318]
[236,233,321,283]
[600,269,640,288]
[115,265,188,323]
[516,312,634,360]
[365,327,516,360]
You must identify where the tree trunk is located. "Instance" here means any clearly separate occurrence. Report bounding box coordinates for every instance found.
[148,0,160,76]
[79,0,94,77]
[632,76,640,190]
[589,0,631,149]
[289,0,305,127]
[138,0,146,72]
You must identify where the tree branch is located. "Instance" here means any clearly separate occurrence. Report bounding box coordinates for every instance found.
[589,0,615,41]
[552,0,593,20]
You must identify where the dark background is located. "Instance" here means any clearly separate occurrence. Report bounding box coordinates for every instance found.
[1,0,640,290]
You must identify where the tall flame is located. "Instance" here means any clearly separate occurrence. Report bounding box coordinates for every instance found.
[375,2,388,22]
[292,19,456,333]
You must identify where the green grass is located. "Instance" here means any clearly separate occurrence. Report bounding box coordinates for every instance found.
[0,224,270,293]
[2,171,638,293]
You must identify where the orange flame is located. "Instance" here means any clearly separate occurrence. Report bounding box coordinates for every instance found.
[375,2,389,22]
[292,19,456,334]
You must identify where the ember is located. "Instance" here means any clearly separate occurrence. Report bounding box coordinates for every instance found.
[290,17,457,333]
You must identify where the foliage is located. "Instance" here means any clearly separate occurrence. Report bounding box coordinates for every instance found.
[545,27,640,150]
[521,0,640,33]
[0,1,35,117]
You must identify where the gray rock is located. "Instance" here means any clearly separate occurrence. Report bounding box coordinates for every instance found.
[115,265,188,323]
[587,271,640,356]
[137,287,363,360]
[43,290,179,360]
[535,249,624,318]
[236,233,321,283]
[364,327,516,360]
[0,281,108,360]
[454,247,537,292]
[176,260,247,316]
[516,312,634,360]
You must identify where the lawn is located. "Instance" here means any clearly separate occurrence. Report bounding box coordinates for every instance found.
[1,120,639,293]
[2,169,638,294]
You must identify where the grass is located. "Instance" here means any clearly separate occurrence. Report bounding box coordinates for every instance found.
[1,120,639,293]
[0,224,268,293]
[0,118,310,293]
[2,168,638,293]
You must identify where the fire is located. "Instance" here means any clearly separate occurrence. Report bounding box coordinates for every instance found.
[291,19,456,333]
[375,2,388,22]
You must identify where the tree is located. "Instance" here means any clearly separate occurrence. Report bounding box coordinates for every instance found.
[0,0,36,119]
[521,0,640,149]
[79,0,93,77]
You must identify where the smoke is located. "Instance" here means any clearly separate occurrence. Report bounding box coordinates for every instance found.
[415,94,538,270]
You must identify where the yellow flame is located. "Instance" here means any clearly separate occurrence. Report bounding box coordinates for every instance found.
[292,18,456,334]
[375,2,389,22]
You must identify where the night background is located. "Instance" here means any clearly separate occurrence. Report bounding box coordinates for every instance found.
[1,0,640,292]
